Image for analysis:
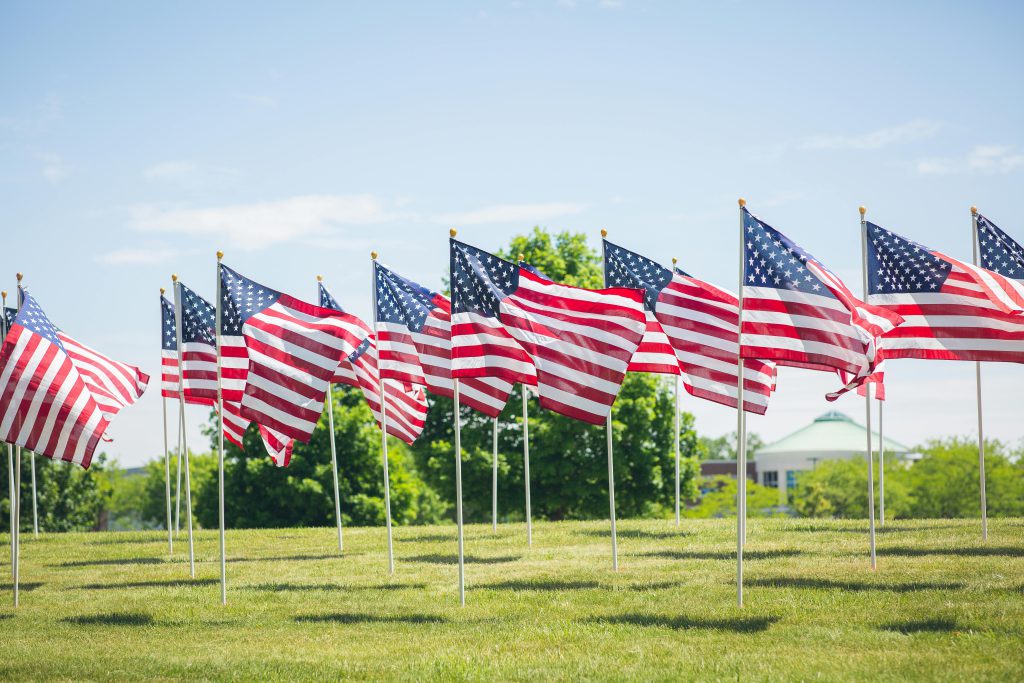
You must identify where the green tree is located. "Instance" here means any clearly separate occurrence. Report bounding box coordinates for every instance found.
[0,451,111,532]
[410,227,701,522]
[906,437,1024,518]
[181,385,443,529]
[697,432,766,460]
[789,457,913,519]
[684,475,783,518]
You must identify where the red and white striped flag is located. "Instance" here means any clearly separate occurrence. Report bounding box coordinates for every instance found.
[866,220,1024,362]
[371,263,513,417]
[1,292,147,468]
[450,239,647,425]
[740,208,903,400]
[604,239,776,414]
[160,289,215,405]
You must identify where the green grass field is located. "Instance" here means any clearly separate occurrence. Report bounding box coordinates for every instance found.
[0,518,1021,681]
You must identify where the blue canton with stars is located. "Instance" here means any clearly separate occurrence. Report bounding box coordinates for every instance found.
[977,214,1024,283]
[161,295,177,351]
[743,209,835,299]
[219,264,281,334]
[865,222,951,295]
[374,262,438,332]
[604,239,672,312]
[179,283,217,346]
[12,291,64,351]
[3,306,17,336]
[519,260,551,280]
[318,282,344,312]
[450,240,519,318]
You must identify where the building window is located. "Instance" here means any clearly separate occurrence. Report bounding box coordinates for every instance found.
[786,470,798,491]
[762,471,778,488]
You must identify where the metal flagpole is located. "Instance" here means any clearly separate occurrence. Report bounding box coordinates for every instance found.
[214,252,227,604]
[172,276,195,577]
[517,254,533,547]
[971,206,988,541]
[879,399,885,527]
[371,255,395,574]
[3,289,14,575]
[522,384,532,546]
[600,230,619,571]
[174,408,183,533]
[29,453,37,537]
[860,206,878,570]
[13,446,20,607]
[492,418,498,532]
[318,275,344,555]
[450,229,466,605]
[671,260,681,528]
[736,199,747,607]
[161,287,173,554]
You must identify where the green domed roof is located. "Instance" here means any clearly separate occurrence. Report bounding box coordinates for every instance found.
[758,411,908,455]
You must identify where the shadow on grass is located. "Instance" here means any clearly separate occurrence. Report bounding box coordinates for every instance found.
[54,557,165,568]
[0,582,43,592]
[883,546,1024,558]
[479,580,602,592]
[407,554,520,565]
[82,537,165,546]
[64,613,155,626]
[242,582,427,593]
[746,577,964,593]
[295,613,447,625]
[588,613,780,633]
[575,529,689,540]
[230,554,343,563]
[879,618,961,634]
[628,580,688,591]
[642,549,802,561]
[399,533,454,543]
[77,578,218,590]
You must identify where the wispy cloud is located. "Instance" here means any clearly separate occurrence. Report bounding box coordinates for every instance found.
[129,194,409,250]
[431,201,587,226]
[799,120,940,151]
[38,152,70,183]
[916,145,1024,176]
[96,246,183,266]
[143,160,240,186]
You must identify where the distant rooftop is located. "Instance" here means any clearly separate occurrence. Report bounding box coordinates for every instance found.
[759,410,909,455]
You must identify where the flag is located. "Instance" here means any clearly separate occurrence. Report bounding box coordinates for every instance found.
[160,294,180,400]
[866,220,1024,362]
[319,281,428,444]
[371,263,513,417]
[161,288,217,406]
[450,239,647,424]
[219,264,368,443]
[740,208,903,399]
[978,213,1024,283]
[0,292,143,467]
[604,239,777,414]
[59,332,148,421]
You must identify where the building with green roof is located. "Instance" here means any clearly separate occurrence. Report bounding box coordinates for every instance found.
[755,410,911,498]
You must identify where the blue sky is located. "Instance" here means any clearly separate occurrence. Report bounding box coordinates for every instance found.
[2,1,1023,467]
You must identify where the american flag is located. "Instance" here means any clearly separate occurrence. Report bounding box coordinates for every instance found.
[219,264,369,464]
[319,281,428,444]
[372,262,513,418]
[1,292,146,468]
[604,239,777,414]
[867,220,1024,362]
[740,208,903,399]
[450,239,647,425]
[160,286,216,406]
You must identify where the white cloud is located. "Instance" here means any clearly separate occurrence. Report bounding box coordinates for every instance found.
[916,145,1024,176]
[130,194,408,250]
[432,201,587,226]
[38,152,70,183]
[96,247,182,265]
[800,120,940,151]
[143,160,240,185]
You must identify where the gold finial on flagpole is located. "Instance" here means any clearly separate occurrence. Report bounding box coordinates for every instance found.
[371,251,378,260]
[859,206,867,217]
[672,257,677,266]
[449,228,457,238]
[316,274,323,282]
[518,253,524,262]
[738,198,746,208]
[171,274,178,283]
[216,251,224,261]
[971,206,978,216]
[600,229,608,238]
[1,291,6,303]
[160,287,165,295]
[16,273,23,284]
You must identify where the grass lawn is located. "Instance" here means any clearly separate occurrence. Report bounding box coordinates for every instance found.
[0,517,1021,681]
